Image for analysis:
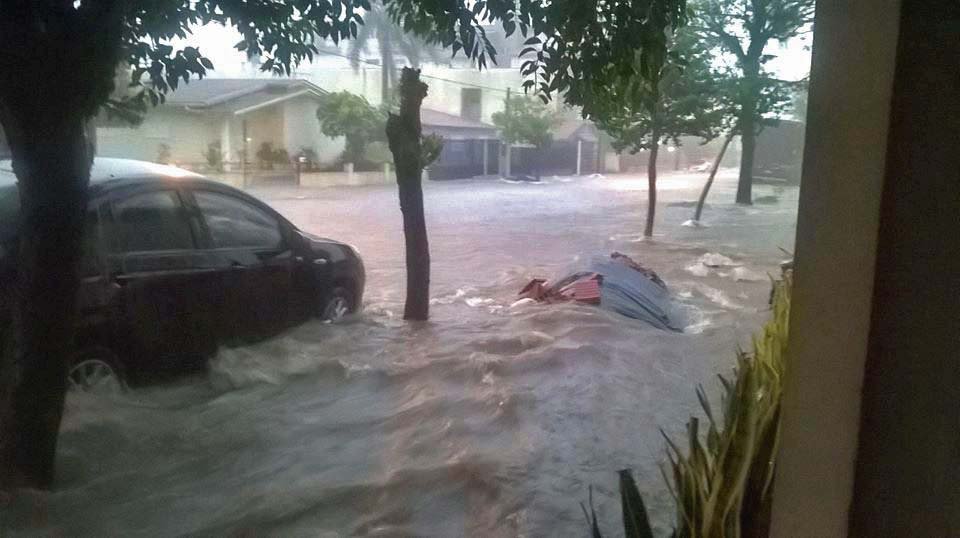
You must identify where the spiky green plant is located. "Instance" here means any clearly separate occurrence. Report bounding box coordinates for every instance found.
[588,276,791,538]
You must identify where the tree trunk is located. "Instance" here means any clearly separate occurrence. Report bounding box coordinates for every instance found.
[0,110,93,490]
[386,68,430,321]
[694,133,735,222]
[736,64,760,205]
[645,140,660,238]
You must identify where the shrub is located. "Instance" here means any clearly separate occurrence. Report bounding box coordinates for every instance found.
[203,141,223,171]
[587,275,792,538]
[156,143,171,164]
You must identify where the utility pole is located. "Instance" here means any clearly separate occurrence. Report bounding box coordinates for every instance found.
[504,87,512,178]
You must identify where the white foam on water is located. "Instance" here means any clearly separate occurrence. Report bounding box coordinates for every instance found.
[698,252,740,267]
[685,263,711,277]
[732,266,766,282]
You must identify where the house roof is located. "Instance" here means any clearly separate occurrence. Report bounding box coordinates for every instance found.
[421,108,496,131]
[162,78,327,114]
[555,119,599,142]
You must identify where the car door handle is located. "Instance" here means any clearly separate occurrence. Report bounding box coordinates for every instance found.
[230,262,247,271]
[313,258,329,267]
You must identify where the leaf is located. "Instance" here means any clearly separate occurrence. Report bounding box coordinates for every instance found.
[199,57,214,70]
[619,469,655,538]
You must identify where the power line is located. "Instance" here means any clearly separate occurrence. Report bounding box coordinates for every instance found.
[308,48,515,94]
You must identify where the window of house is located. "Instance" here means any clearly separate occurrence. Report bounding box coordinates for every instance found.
[110,190,195,253]
[193,191,283,249]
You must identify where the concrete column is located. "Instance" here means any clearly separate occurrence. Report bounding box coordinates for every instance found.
[482,139,489,176]
[220,117,233,171]
[344,161,354,185]
[505,144,512,178]
[576,139,582,175]
[774,4,960,532]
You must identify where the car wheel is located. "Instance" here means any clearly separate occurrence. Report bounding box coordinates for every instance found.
[68,348,126,395]
[322,287,354,322]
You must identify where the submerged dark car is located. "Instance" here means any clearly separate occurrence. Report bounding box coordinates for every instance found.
[0,158,364,390]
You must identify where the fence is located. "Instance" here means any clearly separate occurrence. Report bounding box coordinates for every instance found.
[173,162,404,189]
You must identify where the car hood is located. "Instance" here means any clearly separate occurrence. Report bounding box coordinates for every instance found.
[298,230,347,247]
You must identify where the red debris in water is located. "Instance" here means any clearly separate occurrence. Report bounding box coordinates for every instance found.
[518,252,664,305]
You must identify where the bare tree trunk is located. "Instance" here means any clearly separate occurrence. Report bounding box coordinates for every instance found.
[0,109,93,490]
[386,68,430,321]
[694,133,734,222]
[645,139,660,238]
[736,63,760,205]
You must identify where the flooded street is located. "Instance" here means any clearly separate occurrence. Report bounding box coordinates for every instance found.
[7,171,797,537]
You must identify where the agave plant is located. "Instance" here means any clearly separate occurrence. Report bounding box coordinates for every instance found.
[587,276,791,538]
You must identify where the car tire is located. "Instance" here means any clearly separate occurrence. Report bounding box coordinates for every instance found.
[321,286,354,322]
[67,347,127,395]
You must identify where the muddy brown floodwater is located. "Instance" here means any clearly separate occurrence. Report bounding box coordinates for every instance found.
[3,170,797,537]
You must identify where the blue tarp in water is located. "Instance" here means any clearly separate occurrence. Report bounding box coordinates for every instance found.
[588,258,681,331]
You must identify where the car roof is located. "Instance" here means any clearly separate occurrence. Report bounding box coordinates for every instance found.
[0,157,204,189]
[0,159,279,245]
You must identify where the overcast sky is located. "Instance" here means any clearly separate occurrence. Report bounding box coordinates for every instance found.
[187,23,813,82]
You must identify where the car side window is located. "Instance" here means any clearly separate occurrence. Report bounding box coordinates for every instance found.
[193,191,283,249]
[109,190,194,253]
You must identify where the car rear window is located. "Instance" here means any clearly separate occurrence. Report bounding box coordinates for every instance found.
[110,190,195,253]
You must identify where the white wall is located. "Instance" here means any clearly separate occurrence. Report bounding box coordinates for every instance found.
[97,109,223,165]
[98,98,346,169]
[296,64,531,124]
[281,95,344,163]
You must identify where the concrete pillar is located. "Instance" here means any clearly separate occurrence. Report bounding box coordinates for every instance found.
[769,0,960,536]
[770,1,900,535]
[482,139,489,176]
[505,144,512,178]
[344,161,354,185]
[220,117,233,171]
[576,139,582,175]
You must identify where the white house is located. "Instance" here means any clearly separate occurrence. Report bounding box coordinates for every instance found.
[96,78,342,169]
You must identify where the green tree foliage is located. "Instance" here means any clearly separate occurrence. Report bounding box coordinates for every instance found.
[315,91,387,164]
[695,0,814,204]
[589,28,725,237]
[346,0,446,101]
[390,0,688,106]
[492,95,557,150]
[491,95,558,179]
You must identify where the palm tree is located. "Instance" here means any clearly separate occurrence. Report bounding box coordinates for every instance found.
[347,1,446,102]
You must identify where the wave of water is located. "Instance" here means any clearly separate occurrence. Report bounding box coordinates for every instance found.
[2,176,795,537]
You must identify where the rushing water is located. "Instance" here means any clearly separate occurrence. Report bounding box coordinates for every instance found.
[2,171,798,537]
